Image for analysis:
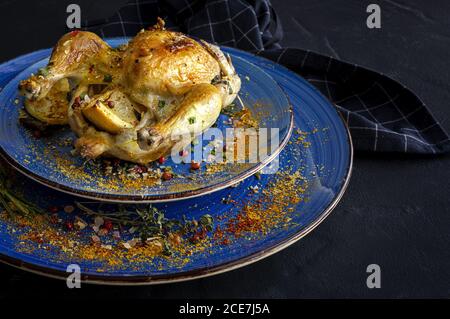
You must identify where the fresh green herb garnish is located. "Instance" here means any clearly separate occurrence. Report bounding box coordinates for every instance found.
[0,168,46,218]
[199,214,214,231]
[188,117,196,124]
[158,100,166,108]
[75,202,214,255]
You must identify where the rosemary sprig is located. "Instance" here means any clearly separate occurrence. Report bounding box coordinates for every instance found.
[75,201,214,256]
[0,172,46,218]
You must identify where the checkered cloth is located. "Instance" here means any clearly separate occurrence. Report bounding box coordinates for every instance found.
[84,0,450,154]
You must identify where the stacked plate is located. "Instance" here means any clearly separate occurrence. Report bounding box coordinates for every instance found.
[0,40,352,284]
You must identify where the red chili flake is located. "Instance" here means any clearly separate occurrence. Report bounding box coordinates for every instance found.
[48,206,59,213]
[65,221,74,231]
[134,165,147,174]
[213,225,223,240]
[158,156,166,164]
[190,161,200,170]
[190,229,207,243]
[103,220,113,231]
[162,171,173,181]
[49,214,59,224]
[70,30,80,37]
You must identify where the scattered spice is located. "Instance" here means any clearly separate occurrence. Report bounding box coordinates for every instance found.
[190,161,200,170]
[65,221,74,231]
[162,171,173,180]
[214,169,308,242]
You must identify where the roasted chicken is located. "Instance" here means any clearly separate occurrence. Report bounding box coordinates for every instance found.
[19,18,241,164]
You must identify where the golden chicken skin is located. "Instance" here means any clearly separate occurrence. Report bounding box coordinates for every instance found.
[19,18,241,164]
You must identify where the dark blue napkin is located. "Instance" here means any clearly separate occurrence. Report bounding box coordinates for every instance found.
[84,0,450,154]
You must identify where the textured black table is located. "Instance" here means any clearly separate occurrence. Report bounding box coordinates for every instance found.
[0,0,449,298]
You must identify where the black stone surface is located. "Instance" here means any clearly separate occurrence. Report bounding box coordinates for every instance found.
[0,0,449,298]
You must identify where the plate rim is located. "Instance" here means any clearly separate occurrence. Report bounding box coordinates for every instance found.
[0,52,294,203]
[0,44,353,285]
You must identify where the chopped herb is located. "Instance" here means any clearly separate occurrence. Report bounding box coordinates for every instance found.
[0,167,46,218]
[158,100,166,108]
[74,202,214,255]
[188,116,196,124]
[199,214,213,231]
[103,74,113,83]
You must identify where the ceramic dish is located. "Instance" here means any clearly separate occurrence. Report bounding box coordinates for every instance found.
[0,45,292,203]
[0,44,352,284]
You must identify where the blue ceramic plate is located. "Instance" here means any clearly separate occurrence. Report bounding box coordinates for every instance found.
[0,42,352,284]
[0,45,292,203]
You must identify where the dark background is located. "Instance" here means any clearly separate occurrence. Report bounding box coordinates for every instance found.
[0,0,449,298]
